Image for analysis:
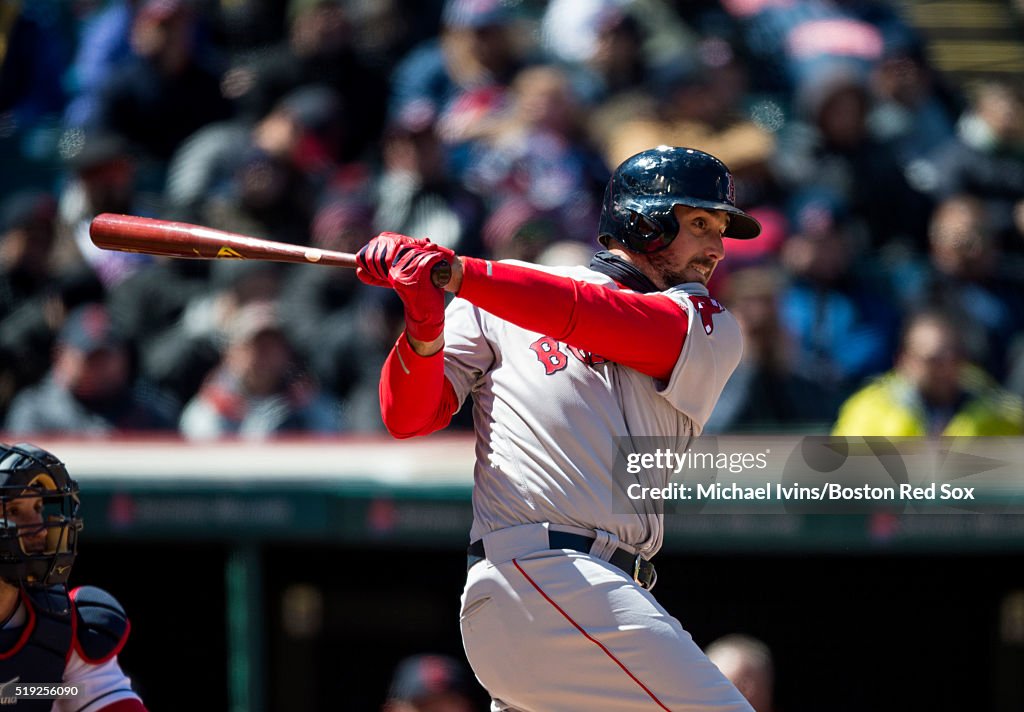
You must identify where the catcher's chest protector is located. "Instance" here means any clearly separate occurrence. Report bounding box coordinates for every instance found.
[0,588,73,711]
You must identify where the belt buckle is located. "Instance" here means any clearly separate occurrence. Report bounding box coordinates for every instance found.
[632,555,657,591]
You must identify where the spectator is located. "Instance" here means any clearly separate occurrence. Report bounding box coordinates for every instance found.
[338,0,419,72]
[0,191,58,321]
[543,2,669,170]
[165,84,348,223]
[580,7,652,101]
[178,301,342,440]
[389,0,525,163]
[0,1,73,195]
[203,0,285,57]
[374,100,485,254]
[142,260,284,407]
[832,310,1024,436]
[0,191,61,419]
[866,36,959,196]
[382,653,477,712]
[705,634,775,712]
[548,0,699,74]
[56,132,152,289]
[721,0,899,94]
[772,62,932,248]
[4,303,178,435]
[889,195,1024,381]
[704,266,840,433]
[63,0,139,130]
[540,2,660,104]
[223,0,387,162]
[279,196,376,402]
[480,197,563,263]
[195,143,316,246]
[601,37,776,209]
[778,188,900,395]
[327,289,421,432]
[91,0,232,163]
[462,64,608,244]
[0,2,70,127]
[105,254,212,399]
[925,80,1024,253]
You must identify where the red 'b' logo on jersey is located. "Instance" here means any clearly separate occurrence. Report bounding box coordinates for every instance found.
[529,336,568,374]
[688,296,725,335]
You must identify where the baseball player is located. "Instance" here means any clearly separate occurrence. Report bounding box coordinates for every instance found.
[0,442,148,712]
[357,146,761,711]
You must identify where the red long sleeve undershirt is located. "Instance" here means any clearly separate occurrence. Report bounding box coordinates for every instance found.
[379,257,687,438]
[379,333,461,438]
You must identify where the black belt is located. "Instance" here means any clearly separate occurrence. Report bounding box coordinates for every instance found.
[467,531,657,590]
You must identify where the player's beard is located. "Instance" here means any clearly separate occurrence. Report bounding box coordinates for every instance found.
[646,251,716,288]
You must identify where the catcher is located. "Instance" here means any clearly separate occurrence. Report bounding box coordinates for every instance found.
[0,442,148,711]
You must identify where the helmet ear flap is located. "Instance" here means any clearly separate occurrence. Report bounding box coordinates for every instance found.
[598,184,680,253]
[617,206,679,254]
[626,210,663,241]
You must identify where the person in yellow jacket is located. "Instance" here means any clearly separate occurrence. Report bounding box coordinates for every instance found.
[833,311,1024,436]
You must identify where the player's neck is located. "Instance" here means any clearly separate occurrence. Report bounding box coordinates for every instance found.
[604,247,668,291]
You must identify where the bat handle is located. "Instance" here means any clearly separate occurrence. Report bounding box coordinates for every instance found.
[430,260,452,289]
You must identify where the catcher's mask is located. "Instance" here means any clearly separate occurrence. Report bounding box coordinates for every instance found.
[598,145,761,254]
[0,443,82,587]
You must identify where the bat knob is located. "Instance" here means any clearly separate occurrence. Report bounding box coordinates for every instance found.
[431,260,452,289]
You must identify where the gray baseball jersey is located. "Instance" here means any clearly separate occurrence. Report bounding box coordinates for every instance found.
[443,261,742,559]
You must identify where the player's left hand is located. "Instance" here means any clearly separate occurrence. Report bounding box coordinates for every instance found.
[389,241,456,343]
[355,232,429,288]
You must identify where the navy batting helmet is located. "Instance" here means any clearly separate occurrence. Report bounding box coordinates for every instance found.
[0,443,82,587]
[598,146,761,253]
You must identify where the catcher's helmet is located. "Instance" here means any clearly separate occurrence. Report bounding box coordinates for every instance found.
[598,146,761,253]
[0,443,82,587]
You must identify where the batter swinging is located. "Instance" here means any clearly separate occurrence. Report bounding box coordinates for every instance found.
[358,146,761,711]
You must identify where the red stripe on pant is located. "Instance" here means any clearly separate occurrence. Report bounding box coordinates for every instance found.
[512,558,671,711]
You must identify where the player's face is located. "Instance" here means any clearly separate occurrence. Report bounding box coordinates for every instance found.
[643,206,728,288]
[5,491,47,554]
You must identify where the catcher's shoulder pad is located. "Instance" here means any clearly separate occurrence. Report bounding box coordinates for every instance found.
[70,586,131,663]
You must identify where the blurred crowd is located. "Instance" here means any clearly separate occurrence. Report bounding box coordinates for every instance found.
[1,0,1023,439]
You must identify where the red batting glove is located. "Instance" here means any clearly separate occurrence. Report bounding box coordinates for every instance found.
[355,232,429,288]
[389,242,456,342]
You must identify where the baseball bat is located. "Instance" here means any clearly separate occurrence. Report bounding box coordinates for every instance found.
[88,213,452,287]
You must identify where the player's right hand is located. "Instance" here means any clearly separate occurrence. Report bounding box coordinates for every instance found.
[390,242,456,343]
[355,232,429,288]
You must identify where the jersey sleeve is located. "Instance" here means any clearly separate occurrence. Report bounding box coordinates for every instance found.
[454,257,685,380]
[56,650,145,712]
[442,296,497,405]
[59,587,146,711]
[655,288,744,429]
